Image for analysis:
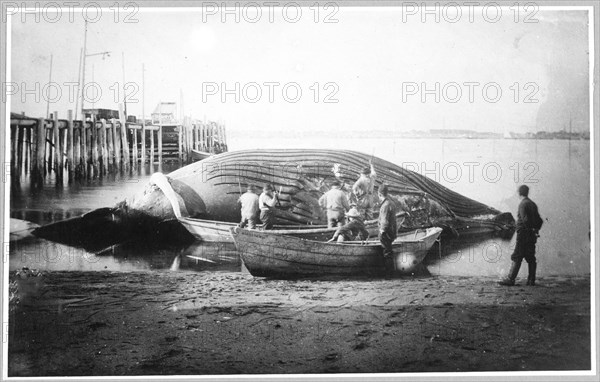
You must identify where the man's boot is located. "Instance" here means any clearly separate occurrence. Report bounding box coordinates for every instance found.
[383,256,395,278]
[499,261,521,286]
[526,262,537,286]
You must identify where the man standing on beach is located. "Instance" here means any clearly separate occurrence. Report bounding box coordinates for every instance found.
[238,184,259,229]
[259,184,279,230]
[377,184,398,273]
[499,185,543,286]
[319,180,351,228]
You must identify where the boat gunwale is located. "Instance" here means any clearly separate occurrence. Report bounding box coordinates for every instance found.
[230,226,443,249]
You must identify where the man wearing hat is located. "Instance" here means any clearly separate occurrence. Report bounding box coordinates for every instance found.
[499,185,543,286]
[259,184,279,230]
[318,180,351,228]
[377,184,398,273]
[238,184,259,229]
[353,162,377,199]
[328,207,370,242]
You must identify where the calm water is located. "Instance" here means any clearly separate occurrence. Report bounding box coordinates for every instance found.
[9,138,591,278]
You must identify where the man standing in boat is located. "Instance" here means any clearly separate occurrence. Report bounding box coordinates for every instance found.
[259,184,279,230]
[327,208,370,243]
[377,184,398,273]
[319,180,351,228]
[353,162,377,198]
[238,184,259,229]
[352,162,377,220]
[499,185,543,286]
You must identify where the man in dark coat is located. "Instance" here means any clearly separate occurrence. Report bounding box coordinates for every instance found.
[500,185,543,286]
[259,184,279,230]
[377,184,398,272]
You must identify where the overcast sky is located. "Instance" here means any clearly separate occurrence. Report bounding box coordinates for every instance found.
[10,5,591,134]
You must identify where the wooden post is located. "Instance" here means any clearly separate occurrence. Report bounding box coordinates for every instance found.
[178,123,182,163]
[52,112,60,180]
[133,125,138,166]
[90,119,98,177]
[16,125,24,180]
[118,104,130,170]
[58,122,64,182]
[150,126,154,165]
[204,123,209,152]
[192,124,196,150]
[209,123,214,153]
[67,110,74,182]
[10,124,17,181]
[74,122,81,179]
[158,124,163,163]
[99,119,108,175]
[46,117,52,174]
[141,122,146,165]
[34,119,46,185]
[106,120,114,171]
[24,126,31,175]
[81,120,88,179]
[111,118,121,170]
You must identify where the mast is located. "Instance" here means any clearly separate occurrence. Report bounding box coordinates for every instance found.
[74,48,83,120]
[80,20,88,121]
[46,54,53,119]
[122,51,127,117]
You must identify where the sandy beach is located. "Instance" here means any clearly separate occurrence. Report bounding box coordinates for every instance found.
[8,270,591,376]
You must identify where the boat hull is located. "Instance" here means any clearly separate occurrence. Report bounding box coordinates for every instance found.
[230,226,443,277]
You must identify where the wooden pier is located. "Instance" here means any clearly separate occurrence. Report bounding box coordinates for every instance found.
[10,107,227,187]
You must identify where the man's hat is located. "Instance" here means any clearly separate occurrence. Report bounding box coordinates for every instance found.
[361,167,371,175]
[264,184,275,191]
[346,208,362,219]
[331,180,341,187]
[378,184,389,196]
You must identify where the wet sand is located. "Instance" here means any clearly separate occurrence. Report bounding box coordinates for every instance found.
[8,270,591,376]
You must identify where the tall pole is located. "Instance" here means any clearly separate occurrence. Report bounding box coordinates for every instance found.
[46,54,53,119]
[141,63,146,164]
[74,48,83,120]
[122,52,127,117]
[91,63,95,117]
[80,20,88,121]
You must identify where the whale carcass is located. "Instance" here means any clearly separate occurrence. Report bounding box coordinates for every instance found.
[33,149,515,247]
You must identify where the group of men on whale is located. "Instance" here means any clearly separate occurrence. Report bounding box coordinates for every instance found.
[237,162,407,271]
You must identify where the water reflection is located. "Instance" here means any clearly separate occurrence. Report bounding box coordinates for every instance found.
[10,162,181,223]
[9,238,242,273]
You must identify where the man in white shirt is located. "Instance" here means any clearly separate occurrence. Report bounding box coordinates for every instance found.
[318,180,351,228]
[238,184,259,229]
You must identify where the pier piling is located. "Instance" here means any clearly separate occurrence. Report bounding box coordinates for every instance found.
[10,111,227,187]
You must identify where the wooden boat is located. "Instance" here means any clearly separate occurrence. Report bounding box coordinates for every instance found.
[229,226,443,277]
[178,214,406,243]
